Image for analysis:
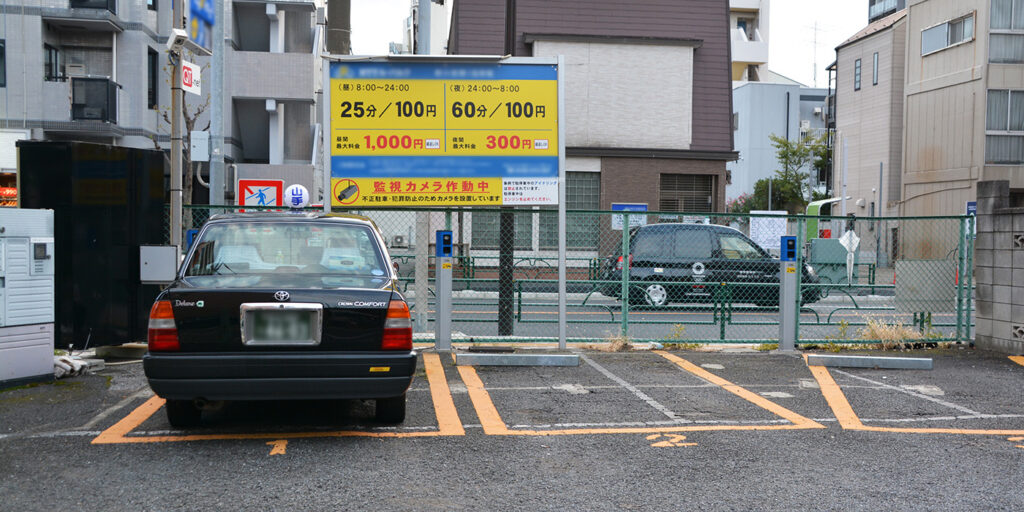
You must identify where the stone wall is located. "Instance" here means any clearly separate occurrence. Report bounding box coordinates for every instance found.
[974,180,1024,355]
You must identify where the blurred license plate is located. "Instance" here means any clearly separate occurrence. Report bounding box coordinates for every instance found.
[251,310,313,344]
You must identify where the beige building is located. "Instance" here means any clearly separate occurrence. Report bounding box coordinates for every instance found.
[837,0,1024,217]
[834,10,907,220]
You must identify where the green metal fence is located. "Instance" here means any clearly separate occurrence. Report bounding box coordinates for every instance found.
[169,205,974,345]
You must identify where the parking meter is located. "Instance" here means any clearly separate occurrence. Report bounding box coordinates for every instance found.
[778,236,798,351]
[435,231,453,350]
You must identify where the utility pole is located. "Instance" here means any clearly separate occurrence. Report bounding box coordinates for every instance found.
[209,0,225,206]
[498,0,517,336]
[169,0,183,248]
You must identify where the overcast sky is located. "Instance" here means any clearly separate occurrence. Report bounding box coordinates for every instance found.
[351,0,869,89]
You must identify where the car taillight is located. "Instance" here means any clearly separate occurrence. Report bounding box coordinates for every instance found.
[382,300,413,351]
[615,255,633,270]
[147,300,180,351]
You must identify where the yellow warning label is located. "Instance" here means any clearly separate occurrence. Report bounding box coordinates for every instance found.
[442,262,452,269]
[786,267,796,273]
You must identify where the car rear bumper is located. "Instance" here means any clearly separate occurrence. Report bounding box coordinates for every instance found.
[143,351,416,401]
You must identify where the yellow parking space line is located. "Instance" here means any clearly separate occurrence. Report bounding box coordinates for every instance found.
[808,364,1024,436]
[91,395,167,444]
[655,351,824,428]
[807,365,865,429]
[92,355,464,444]
[455,365,512,435]
[1010,356,1024,367]
[423,352,465,436]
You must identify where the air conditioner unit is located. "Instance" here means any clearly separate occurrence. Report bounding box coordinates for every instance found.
[65,64,86,77]
[813,107,823,117]
[800,120,811,132]
[391,234,408,248]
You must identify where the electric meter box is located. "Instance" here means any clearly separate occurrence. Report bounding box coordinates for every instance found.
[0,209,55,387]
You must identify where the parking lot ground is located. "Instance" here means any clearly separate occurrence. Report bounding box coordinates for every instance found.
[90,352,465,444]
[82,349,1024,443]
[3,348,1024,510]
[810,352,1024,436]
[457,351,825,435]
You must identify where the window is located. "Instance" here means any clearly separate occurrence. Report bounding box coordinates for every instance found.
[674,230,712,259]
[147,0,156,10]
[922,13,975,56]
[44,45,62,81]
[985,89,1024,163]
[147,48,158,109]
[718,235,763,260]
[539,172,600,250]
[470,210,532,250]
[991,0,1024,62]
[659,174,714,212]
[872,52,879,85]
[854,59,861,91]
[0,40,5,88]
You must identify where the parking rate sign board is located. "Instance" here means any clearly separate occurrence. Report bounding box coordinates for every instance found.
[326,60,559,207]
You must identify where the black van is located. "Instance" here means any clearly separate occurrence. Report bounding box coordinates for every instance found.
[599,223,821,307]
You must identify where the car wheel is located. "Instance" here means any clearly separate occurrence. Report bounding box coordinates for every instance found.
[375,393,407,423]
[644,283,669,307]
[165,399,201,428]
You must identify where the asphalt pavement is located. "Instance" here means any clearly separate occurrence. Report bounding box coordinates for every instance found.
[2,347,1022,511]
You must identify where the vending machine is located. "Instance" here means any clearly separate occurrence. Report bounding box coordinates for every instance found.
[0,209,55,387]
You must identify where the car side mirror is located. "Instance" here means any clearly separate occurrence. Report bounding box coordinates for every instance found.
[392,261,400,274]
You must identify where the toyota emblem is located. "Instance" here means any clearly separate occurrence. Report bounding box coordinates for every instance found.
[274,291,290,302]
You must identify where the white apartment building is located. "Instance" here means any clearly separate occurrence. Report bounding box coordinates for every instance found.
[0,0,325,202]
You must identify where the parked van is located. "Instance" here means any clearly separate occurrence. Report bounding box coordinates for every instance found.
[600,223,821,307]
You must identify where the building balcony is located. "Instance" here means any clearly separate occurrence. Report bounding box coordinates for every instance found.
[729,0,761,11]
[71,77,117,124]
[731,28,768,65]
[41,0,123,32]
[70,0,116,13]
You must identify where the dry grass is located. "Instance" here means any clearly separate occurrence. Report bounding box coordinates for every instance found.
[858,319,924,350]
[580,335,633,352]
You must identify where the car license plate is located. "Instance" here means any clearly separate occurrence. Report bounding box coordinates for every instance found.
[250,310,313,345]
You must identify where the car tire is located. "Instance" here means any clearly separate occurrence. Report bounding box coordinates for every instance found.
[165,399,201,428]
[375,393,406,423]
[643,283,670,307]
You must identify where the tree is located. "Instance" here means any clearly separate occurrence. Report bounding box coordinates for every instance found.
[763,133,828,213]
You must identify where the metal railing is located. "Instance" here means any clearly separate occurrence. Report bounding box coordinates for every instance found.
[71,77,117,123]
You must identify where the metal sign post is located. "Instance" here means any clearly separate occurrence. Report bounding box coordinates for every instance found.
[778,235,798,351]
[434,230,453,351]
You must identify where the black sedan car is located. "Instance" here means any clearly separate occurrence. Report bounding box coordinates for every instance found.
[143,213,415,427]
[600,223,821,307]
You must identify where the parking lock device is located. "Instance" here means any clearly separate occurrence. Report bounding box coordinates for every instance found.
[778,236,798,351]
[434,231,453,350]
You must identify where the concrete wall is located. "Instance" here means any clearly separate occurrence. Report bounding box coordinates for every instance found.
[532,40,694,150]
[974,180,1024,354]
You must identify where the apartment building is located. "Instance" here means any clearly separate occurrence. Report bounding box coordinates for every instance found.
[0,0,324,203]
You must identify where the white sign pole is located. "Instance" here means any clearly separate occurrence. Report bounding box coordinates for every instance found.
[557,55,567,350]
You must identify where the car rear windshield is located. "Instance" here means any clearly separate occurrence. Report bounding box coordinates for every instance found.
[184,221,388,287]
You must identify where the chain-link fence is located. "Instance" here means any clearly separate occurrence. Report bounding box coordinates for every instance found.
[169,205,974,345]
